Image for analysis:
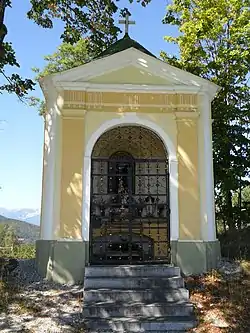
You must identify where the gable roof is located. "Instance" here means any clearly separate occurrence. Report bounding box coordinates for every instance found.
[95,33,156,60]
[40,35,221,99]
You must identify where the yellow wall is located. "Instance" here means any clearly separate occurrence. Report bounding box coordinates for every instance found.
[177,119,201,240]
[89,65,172,85]
[58,94,201,241]
[59,118,84,239]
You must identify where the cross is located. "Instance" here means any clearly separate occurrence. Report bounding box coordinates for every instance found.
[119,13,135,35]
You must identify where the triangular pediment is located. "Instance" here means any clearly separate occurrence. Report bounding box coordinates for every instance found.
[42,47,220,97]
[83,65,179,85]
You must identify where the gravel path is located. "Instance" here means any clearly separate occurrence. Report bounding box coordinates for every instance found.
[0,259,85,333]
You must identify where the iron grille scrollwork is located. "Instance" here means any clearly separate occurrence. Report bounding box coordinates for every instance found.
[90,126,170,265]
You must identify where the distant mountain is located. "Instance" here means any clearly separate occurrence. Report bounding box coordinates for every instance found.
[0,215,40,244]
[0,208,40,226]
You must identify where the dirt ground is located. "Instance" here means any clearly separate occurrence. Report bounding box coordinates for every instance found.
[187,261,250,333]
[0,261,249,333]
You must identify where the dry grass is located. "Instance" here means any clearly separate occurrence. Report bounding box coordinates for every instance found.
[186,262,250,333]
[13,298,42,315]
[240,260,250,276]
[0,279,20,312]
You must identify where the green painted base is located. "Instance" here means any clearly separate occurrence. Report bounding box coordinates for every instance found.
[171,240,221,276]
[36,239,221,283]
[36,240,89,284]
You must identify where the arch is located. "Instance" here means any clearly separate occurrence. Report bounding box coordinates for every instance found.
[82,114,179,243]
[85,115,176,160]
[92,125,168,159]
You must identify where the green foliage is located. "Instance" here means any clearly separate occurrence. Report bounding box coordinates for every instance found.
[0,222,35,259]
[30,39,92,115]
[0,1,35,98]
[0,0,151,98]
[162,0,250,231]
[232,186,250,207]
[0,224,17,247]
[3,225,17,247]
[27,0,151,51]
[13,244,35,259]
[34,39,92,79]
[0,218,39,244]
[28,0,119,54]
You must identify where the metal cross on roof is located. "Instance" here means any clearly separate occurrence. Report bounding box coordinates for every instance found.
[119,13,135,35]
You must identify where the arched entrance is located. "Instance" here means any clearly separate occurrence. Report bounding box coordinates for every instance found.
[90,126,170,264]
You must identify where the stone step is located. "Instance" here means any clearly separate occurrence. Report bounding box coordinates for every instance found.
[83,302,194,318]
[86,331,187,333]
[85,265,180,278]
[84,316,196,332]
[84,276,184,289]
[83,288,190,303]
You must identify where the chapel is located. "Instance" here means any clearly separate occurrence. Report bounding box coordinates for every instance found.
[37,18,221,284]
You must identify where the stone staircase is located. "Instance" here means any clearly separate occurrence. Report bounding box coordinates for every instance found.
[82,265,196,332]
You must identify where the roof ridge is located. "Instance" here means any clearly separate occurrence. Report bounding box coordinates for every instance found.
[94,34,156,60]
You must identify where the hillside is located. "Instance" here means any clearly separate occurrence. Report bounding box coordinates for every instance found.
[0,208,40,226]
[0,215,39,244]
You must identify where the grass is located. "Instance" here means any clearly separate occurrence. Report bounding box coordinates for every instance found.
[186,262,250,333]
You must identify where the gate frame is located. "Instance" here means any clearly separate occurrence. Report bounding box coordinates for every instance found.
[89,155,170,265]
[81,114,179,245]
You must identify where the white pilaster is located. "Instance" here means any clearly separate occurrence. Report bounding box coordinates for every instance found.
[169,158,179,241]
[82,156,91,241]
[40,93,62,240]
[199,94,216,241]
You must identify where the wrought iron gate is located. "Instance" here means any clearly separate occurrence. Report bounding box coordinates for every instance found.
[90,154,170,265]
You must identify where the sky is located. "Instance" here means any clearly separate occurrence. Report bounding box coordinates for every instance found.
[0,0,179,210]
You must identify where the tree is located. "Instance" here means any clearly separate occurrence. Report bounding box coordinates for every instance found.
[3,225,17,247]
[162,0,250,231]
[27,0,151,49]
[0,224,17,247]
[0,1,35,98]
[0,223,6,245]
[0,0,151,97]
[29,39,92,115]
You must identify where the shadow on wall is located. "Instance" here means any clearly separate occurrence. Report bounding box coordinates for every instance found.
[38,240,88,284]
[59,118,85,240]
[175,242,207,275]
[177,119,201,240]
[172,240,220,276]
[60,172,83,239]
[61,171,83,239]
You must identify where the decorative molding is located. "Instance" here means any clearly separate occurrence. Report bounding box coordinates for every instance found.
[58,82,204,94]
[92,126,166,158]
[86,92,103,109]
[63,91,199,112]
[48,48,220,99]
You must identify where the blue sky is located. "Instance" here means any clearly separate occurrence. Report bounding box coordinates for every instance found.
[0,0,179,210]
